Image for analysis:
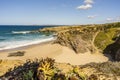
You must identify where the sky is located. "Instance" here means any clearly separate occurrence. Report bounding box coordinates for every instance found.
[0,0,120,25]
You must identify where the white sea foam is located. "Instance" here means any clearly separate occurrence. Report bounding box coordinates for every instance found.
[12,31,31,34]
[0,37,55,51]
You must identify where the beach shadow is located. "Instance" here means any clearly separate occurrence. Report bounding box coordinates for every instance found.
[103,37,120,61]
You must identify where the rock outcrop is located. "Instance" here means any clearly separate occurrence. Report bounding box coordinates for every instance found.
[54,31,88,53]
[54,29,98,53]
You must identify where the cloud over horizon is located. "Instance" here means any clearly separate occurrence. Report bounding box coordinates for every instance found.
[116,16,120,21]
[106,18,113,21]
[104,16,120,23]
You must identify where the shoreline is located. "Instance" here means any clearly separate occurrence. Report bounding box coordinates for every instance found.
[0,40,54,53]
[0,37,55,53]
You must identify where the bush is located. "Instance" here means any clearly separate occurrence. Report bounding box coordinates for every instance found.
[8,51,25,57]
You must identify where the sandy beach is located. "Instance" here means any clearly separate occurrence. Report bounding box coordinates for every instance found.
[0,40,109,65]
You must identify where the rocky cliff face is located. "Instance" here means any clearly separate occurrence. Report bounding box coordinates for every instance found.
[54,29,98,53]
[54,31,89,53]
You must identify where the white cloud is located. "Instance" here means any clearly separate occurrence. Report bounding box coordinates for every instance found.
[88,15,97,19]
[84,0,94,4]
[77,4,92,10]
[106,18,113,21]
[105,17,120,23]
[77,0,94,10]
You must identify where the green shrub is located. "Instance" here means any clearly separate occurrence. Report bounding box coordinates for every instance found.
[23,70,34,80]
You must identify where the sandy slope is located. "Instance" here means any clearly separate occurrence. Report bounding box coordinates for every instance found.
[0,41,108,65]
[54,45,108,65]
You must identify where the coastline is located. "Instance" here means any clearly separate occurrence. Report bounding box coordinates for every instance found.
[0,39,109,65]
[0,40,54,53]
[0,37,55,52]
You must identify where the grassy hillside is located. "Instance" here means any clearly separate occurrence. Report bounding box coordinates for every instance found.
[94,28,118,50]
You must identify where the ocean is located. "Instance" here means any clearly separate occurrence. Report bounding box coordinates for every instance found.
[0,25,54,51]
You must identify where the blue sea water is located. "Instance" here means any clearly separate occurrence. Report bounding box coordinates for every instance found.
[0,25,54,50]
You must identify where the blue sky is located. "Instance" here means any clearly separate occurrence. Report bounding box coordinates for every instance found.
[0,0,120,25]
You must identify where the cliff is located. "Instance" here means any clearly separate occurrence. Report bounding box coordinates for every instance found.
[36,22,120,62]
[38,22,120,54]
